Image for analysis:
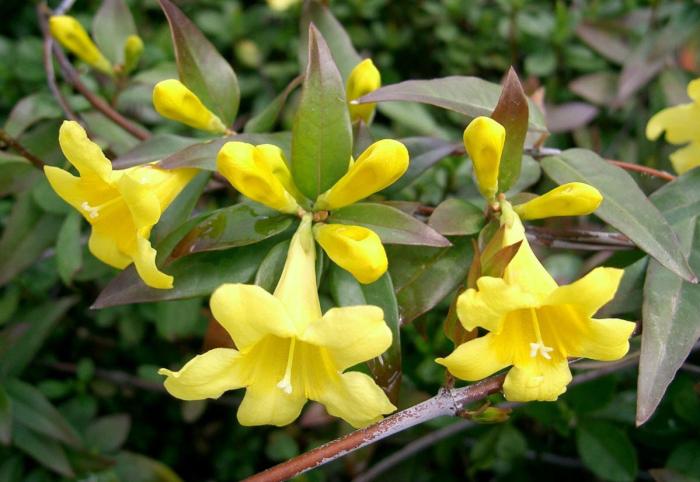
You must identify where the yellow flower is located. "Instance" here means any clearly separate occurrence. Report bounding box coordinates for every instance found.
[463,117,505,201]
[49,15,113,75]
[347,59,381,124]
[216,142,302,214]
[646,78,700,174]
[436,201,635,402]
[315,139,409,211]
[44,121,196,289]
[314,224,387,284]
[266,0,300,11]
[159,215,396,428]
[514,182,603,221]
[152,79,227,134]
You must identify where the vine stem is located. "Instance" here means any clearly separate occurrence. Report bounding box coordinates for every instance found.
[0,128,46,169]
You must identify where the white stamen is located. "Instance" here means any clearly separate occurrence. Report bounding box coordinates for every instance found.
[81,201,99,219]
[276,378,293,394]
[276,338,296,395]
[529,342,554,360]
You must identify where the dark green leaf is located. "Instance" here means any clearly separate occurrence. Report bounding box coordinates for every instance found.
[155,298,203,341]
[153,171,211,243]
[291,24,352,200]
[428,198,484,236]
[328,202,449,247]
[3,93,61,138]
[160,0,239,125]
[114,451,183,482]
[382,137,456,195]
[112,134,200,169]
[357,76,547,131]
[0,384,11,445]
[649,168,700,225]
[12,424,74,477]
[254,240,290,292]
[85,414,131,453]
[92,0,136,65]
[0,153,35,196]
[541,149,696,282]
[576,420,638,482]
[667,441,700,479]
[244,75,303,134]
[600,257,648,317]
[56,212,83,285]
[82,112,139,155]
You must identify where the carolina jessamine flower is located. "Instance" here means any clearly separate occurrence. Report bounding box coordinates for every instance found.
[313,224,387,284]
[347,59,381,124]
[122,35,144,74]
[159,215,396,428]
[514,182,603,221]
[436,201,635,402]
[463,116,506,202]
[646,78,700,174]
[44,121,196,289]
[152,79,228,134]
[49,15,113,74]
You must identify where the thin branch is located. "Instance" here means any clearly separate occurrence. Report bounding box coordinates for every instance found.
[0,128,46,169]
[607,160,676,182]
[53,0,77,14]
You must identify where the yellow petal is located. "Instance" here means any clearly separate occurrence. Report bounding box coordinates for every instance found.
[570,317,636,361]
[237,379,307,427]
[435,333,510,381]
[670,142,700,174]
[130,236,173,289]
[503,359,572,402]
[463,117,505,201]
[347,59,381,124]
[688,78,700,102]
[313,371,396,428]
[158,348,244,400]
[209,283,297,350]
[315,139,409,210]
[87,229,131,269]
[58,121,113,183]
[646,103,700,144]
[301,305,391,370]
[49,16,112,74]
[44,166,93,215]
[545,267,623,318]
[152,79,227,134]
[266,0,301,11]
[117,170,162,230]
[514,182,603,220]
[216,142,300,214]
[314,224,387,284]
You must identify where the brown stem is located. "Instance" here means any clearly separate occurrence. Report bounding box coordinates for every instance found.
[606,160,676,182]
[0,128,46,169]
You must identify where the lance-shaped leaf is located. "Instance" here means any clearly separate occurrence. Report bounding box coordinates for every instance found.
[491,68,528,193]
[159,0,239,126]
[382,137,456,195]
[356,76,547,131]
[428,198,484,236]
[328,202,450,247]
[0,385,11,445]
[56,212,83,285]
[13,425,73,477]
[244,75,303,134]
[92,0,136,65]
[329,267,401,403]
[153,171,211,243]
[541,149,696,282]
[292,24,353,200]
[112,134,200,169]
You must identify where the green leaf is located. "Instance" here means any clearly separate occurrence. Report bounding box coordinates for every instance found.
[357,76,547,131]
[56,212,83,285]
[92,0,136,65]
[244,75,303,134]
[12,424,74,477]
[114,451,183,482]
[85,414,131,453]
[328,202,449,247]
[382,137,456,195]
[491,68,529,193]
[0,153,35,196]
[388,235,472,324]
[667,441,700,479]
[172,203,294,254]
[113,134,200,169]
[159,0,239,125]
[159,132,292,171]
[155,298,203,341]
[649,168,700,225]
[0,384,11,445]
[576,420,638,482]
[3,93,61,138]
[599,256,648,317]
[541,149,696,282]
[0,298,76,378]
[254,240,290,292]
[291,24,352,200]
[153,171,211,243]
[428,198,484,236]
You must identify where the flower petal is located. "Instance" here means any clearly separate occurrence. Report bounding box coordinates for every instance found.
[117,170,162,231]
[646,104,700,144]
[670,142,700,174]
[314,371,396,428]
[152,79,227,133]
[58,121,113,182]
[503,359,572,402]
[237,379,307,427]
[87,229,131,269]
[314,224,387,284]
[545,267,623,318]
[158,348,245,400]
[570,317,636,361]
[49,16,112,74]
[210,284,296,350]
[301,305,391,371]
[131,236,173,289]
[347,59,381,124]
[513,182,602,220]
[435,333,510,381]
[463,117,505,200]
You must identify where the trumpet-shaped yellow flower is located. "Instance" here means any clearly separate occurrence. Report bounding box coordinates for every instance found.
[347,59,381,124]
[217,142,302,214]
[436,201,635,402]
[315,139,409,211]
[463,117,505,201]
[514,182,603,221]
[44,121,196,289]
[646,78,700,174]
[122,35,144,74]
[159,215,396,428]
[49,15,112,74]
[152,79,227,134]
[314,224,387,284]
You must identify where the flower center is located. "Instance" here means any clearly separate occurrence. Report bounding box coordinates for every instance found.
[81,201,100,219]
[528,308,553,360]
[276,338,296,394]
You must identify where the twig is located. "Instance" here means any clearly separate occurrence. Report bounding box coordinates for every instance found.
[606,160,676,182]
[525,225,635,251]
[0,128,46,169]
[53,0,77,14]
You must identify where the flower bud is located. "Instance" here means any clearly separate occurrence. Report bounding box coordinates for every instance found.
[315,139,409,210]
[122,35,144,74]
[513,182,603,220]
[152,79,227,134]
[463,117,505,201]
[314,224,387,284]
[347,59,381,124]
[217,142,301,214]
[49,15,112,74]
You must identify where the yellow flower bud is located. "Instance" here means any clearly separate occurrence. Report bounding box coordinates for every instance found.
[463,117,506,201]
[49,15,113,74]
[347,59,381,124]
[266,0,301,11]
[152,79,227,134]
[217,142,301,214]
[123,35,144,74]
[513,182,603,221]
[314,224,387,284]
[315,139,409,211]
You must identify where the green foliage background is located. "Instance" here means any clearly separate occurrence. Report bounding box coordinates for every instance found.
[1,1,700,481]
